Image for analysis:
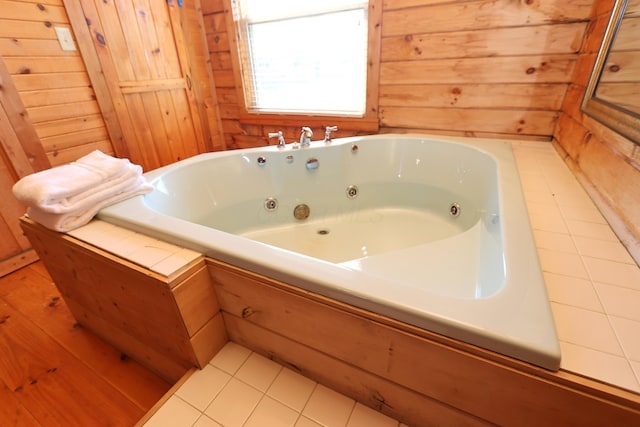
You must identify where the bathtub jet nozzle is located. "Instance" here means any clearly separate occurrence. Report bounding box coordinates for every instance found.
[264,197,278,211]
[449,203,461,217]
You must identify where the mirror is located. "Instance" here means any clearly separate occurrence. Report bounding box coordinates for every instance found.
[582,0,640,143]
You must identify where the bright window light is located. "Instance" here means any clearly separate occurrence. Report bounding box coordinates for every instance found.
[235,1,369,116]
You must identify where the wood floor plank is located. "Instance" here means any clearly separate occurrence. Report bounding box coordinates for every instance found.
[2,263,171,410]
[0,262,172,425]
[0,381,39,427]
[0,301,146,426]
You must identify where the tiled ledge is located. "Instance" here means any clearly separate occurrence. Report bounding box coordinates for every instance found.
[67,220,202,278]
[512,141,640,393]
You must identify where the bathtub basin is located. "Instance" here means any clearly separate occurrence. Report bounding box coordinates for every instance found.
[99,134,561,370]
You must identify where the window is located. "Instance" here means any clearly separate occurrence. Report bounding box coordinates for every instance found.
[231,0,379,121]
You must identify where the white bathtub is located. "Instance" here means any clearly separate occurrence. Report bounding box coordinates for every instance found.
[99,134,561,370]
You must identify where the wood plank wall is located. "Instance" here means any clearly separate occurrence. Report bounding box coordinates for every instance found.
[554,0,640,244]
[202,0,593,148]
[0,0,114,166]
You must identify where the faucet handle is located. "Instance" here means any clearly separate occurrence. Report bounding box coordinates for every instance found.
[300,127,313,146]
[324,126,338,143]
[268,131,286,148]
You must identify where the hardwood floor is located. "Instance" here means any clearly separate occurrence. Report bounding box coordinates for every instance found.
[0,261,172,426]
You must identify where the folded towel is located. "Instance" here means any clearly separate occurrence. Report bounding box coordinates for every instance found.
[12,150,135,212]
[13,150,154,232]
[26,178,153,232]
[32,163,144,214]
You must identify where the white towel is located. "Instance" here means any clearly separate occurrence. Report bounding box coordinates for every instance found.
[12,150,136,213]
[26,177,153,232]
[13,150,153,232]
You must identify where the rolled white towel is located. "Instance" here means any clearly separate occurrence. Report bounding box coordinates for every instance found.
[12,150,136,212]
[26,177,153,232]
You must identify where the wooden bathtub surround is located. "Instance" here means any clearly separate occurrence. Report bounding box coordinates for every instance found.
[20,217,227,383]
[19,218,640,425]
[208,259,640,426]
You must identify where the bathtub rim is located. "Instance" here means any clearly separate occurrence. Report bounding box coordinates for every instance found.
[98,133,561,370]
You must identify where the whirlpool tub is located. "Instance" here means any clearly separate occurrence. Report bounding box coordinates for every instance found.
[99,134,561,370]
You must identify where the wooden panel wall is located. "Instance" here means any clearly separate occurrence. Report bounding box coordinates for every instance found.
[0,55,50,276]
[554,0,640,245]
[0,0,114,166]
[202,0,593,147]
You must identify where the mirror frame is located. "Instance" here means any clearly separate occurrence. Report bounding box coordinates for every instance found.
[581,0,640,144]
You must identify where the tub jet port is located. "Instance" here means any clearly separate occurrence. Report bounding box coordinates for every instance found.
[449,203,461,217]
[317,229,330,235]
[306,158,319,170]
[346,185,359,199]
[293,204,310,220]
[264,197,278,211]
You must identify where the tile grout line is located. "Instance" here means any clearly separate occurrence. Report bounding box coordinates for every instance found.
[544,148,629,365]
[519,143,640,392]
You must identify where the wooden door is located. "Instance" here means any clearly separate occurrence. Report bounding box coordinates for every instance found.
[64,0,215,171]
[0,55,50,276]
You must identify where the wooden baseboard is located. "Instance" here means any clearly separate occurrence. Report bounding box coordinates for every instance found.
[0,249,39,278]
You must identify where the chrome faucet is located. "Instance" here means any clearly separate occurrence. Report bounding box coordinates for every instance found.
[324,126,338,143]
[267,130,286,148]
[300,127,313,147]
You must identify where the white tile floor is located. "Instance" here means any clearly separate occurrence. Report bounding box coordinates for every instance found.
[512,141,640,393]
[143,342,407,427]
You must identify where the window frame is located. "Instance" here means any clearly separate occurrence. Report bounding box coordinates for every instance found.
[227,0,381,131]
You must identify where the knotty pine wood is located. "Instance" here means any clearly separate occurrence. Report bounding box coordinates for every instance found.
[0,0,115,166]
[0,261,171,426]
[203,0,592,146]
[554,0,640,245]
[62,0,223,171]
[172,0,226,152]
[20,217,228,382]
[208,258,640,427]
[0,55,50,276]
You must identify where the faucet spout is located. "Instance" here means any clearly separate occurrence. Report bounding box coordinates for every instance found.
[300,127,313,146]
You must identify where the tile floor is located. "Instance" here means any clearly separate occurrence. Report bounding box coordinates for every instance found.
[143,342,406,427]
[512,141,640,393]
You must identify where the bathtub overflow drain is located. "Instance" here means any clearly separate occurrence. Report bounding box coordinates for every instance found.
[264,197,278,211]
[293,204,310,220]
[449,203,461,217]
[346,185,359,199]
